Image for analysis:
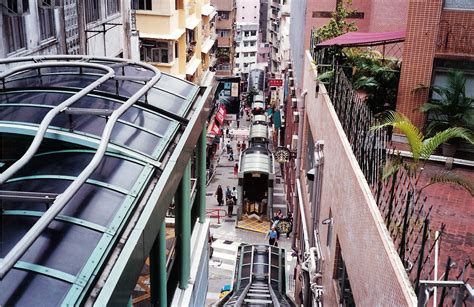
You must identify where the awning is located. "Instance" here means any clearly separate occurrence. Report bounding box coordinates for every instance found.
[316,30,405,49]
[186,15,201,30]
[201,37,216,54]
[140,29,185,41]
[201,4,216,17]
[186,57,202,75]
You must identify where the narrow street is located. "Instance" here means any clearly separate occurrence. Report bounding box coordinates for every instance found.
[204,116,295,306]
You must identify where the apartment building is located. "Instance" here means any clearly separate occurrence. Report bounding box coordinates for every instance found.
[0,0,131,58]
[234,23,258,77]
[211,0,235,76]
[134,0,217,83]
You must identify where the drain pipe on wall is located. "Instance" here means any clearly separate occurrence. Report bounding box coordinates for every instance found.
[292,89,308,252]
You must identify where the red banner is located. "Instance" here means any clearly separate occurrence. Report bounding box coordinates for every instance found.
[210,121,222,135]
[215,104,227,125]
[268,79,283,87]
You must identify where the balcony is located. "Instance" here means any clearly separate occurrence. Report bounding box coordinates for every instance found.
[435,19,474,56]
[216,18,233,29]
[217,36,232,47]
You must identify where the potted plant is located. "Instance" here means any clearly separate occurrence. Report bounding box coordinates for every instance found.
[419,70,474,157]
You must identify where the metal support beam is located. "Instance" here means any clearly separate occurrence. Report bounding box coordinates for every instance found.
[0,190,58,203]
[63,107,114,116]
[176,161,191,289]
[150,221,167,307]
[198,126,207,223]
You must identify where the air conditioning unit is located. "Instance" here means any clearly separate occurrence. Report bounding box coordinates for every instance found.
[287,69,293,78]
[287,62,292,69]
[293,111,299,123]
[291,98,297,109]
[290,87,296,97]
[3,0,30,15]
[291,135,298,151]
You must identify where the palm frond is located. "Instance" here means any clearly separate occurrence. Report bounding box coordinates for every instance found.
[419,102,444,113]
[316,69,335,82]
[424,171,474,196]
[421,127,474,159]
[371,111,424,161]
[381,159,402,181]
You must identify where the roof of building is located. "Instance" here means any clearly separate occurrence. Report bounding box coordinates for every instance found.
[0,56,206,305]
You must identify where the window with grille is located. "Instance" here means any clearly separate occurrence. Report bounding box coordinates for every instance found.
[38,5,55,40]
[140,40,173,63]
[3,14,26,53]
[85,0,100,23]
[107,0,120,15]
[134,0,152,10]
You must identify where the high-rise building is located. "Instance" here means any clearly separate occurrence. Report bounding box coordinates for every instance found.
[212,0,236,76]
[0,0,132,58]
[133,0,217,83]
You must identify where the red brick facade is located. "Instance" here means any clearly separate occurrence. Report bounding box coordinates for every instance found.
[396,0,474,127]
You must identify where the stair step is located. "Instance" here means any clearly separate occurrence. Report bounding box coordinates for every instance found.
[248,289,270,293]
[244,298,273,304]
[247,293,271,297]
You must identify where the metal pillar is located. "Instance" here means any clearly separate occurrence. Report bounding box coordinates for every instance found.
[150,221,167,307]
[198,126,207,223]
[176,161,191,289]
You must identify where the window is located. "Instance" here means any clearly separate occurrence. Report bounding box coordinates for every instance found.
[140,40,173,63]
[244,41,249,47]
[250,30,256,36]
[250,52,256,57]
[38,5,55,41]
[218,11,229,19]
[219,30,229,37]
[107,0,120,15]
[85,0,100,23]
[244,63,249,67]
[3,14,26,53]
[244,52,249,57]
[250,41,255,46]
[443,0,474,10]
[242,17,244,19]
[136,0,152,10]
[333,240,355,307]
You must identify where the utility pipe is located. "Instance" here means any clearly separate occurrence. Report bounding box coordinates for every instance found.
[0,59,161,279]
[198,125,207,223]
[177,161,191,289]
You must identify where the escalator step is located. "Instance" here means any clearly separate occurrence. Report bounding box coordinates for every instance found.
[244,298,273,304]
[247,293,271,297]
[248,289,270,293]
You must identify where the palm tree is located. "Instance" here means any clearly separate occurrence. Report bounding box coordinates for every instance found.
[371,111,473,195]
[420,70,474,135]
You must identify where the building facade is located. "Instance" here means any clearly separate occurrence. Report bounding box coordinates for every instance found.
[211,0,236,76]
[396,0,474,128]
[234,23,259,77]
[133,0,217,83]
[0,0,131,58]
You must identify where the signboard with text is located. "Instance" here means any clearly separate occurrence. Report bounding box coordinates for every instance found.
[268,79,283,87]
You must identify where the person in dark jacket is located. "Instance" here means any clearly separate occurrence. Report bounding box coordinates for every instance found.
[215,185,224,206]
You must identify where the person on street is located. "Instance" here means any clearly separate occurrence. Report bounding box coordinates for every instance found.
[233,163,238,177]
[228,148,234,161]
[225,186,232,201]
[265,226,278,246]
[236,141,241,157]
[231,186,238,204]
[226,197,234,217]
[215,185,224,206]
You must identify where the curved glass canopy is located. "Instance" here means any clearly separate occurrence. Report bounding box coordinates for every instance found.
[0,56,202,305]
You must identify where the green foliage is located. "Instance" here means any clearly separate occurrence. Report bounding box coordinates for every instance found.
[371,111,474,194]
[419,70,474,137]
[344,48,401,113]
[315,0,358,42]
[315,69,334,83]
[246,87,259,107]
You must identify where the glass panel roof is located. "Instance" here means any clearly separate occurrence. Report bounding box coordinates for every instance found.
[0,57,201,305]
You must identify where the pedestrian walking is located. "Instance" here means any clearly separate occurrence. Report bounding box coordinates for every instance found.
[265,226,278,246]
[228,148,234,161]
[233,163,238,177]
[215,185,224,206]
[236,141,241,157]
[225,186,232,200]
[226,197,234,217]
[231,186,238,204]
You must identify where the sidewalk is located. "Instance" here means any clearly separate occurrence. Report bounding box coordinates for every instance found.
[205,114,296,306]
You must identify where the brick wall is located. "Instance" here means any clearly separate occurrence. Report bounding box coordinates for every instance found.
[300,51,417,306]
